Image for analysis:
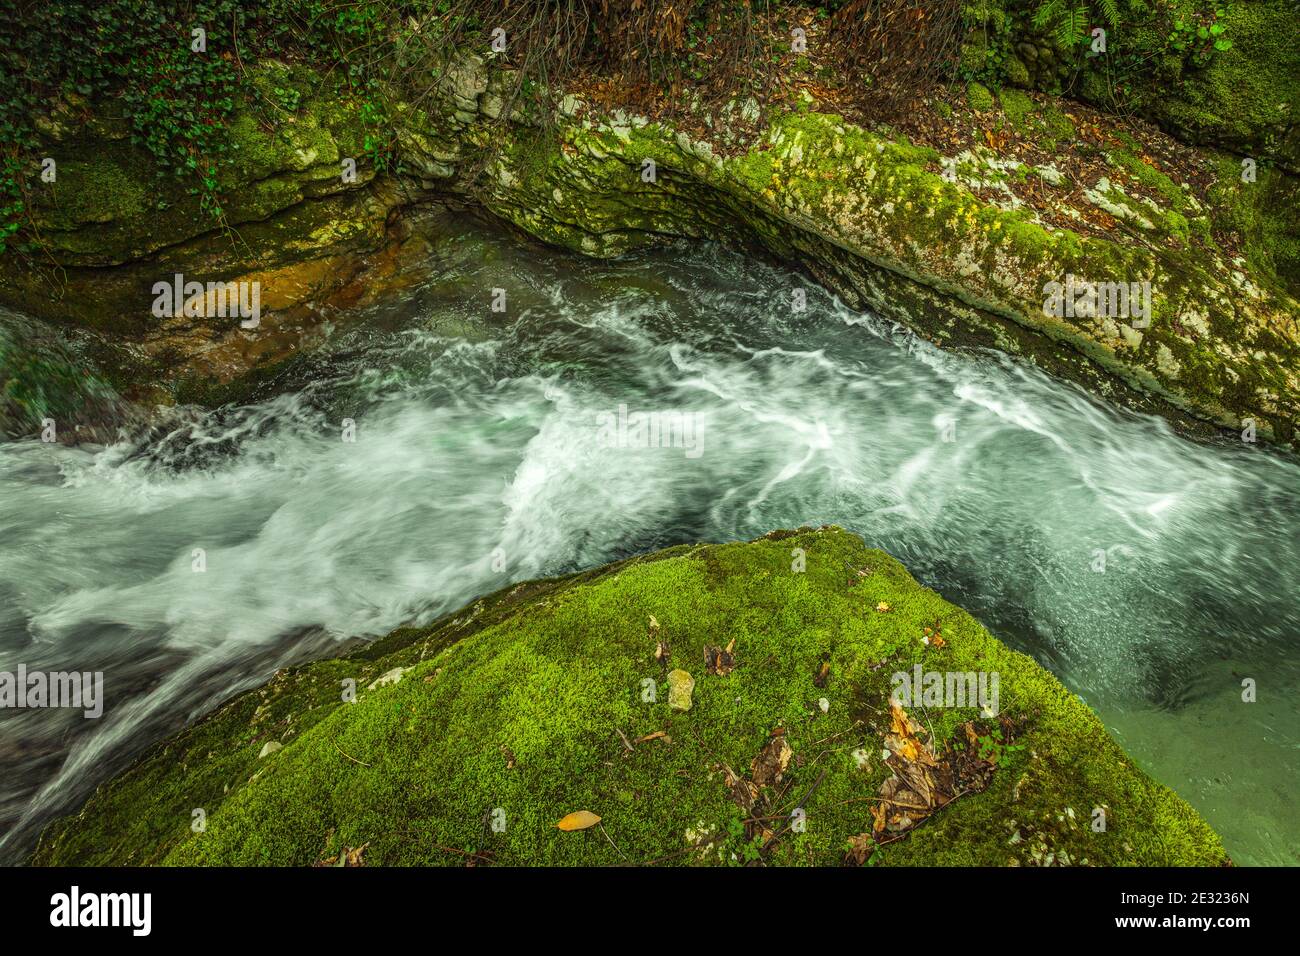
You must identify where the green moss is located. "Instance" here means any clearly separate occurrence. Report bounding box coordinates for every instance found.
[33,528,1227,867]
[1004,55,1030,88]
[1162,210,1190,244]
[966,81,995,113]
[37,158,148,227]
[1037,101,1077,152]
[998,88,1034,133]
[1208,153,1300,298]
[1153,1,1300,166]
[1106,132,1191,212]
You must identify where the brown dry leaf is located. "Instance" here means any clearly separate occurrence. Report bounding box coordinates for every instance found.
[751,735,793,787]
[634,730,668,744]
[870,801,888,834]
[315,841,370,867]
[889,701,921,738]
[814,660,831,688]
[876,601,892,613]
[872,707,1008,839]
[654,640,671,664]
[556,810,602,831]
[704,643,736,676]
[722,765,761,812]
[846,832,876,865]
[343,842,369,866]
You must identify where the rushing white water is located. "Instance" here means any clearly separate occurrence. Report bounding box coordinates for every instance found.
[1,216,1297,865]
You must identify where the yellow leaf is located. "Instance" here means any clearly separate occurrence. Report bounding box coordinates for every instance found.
[556,810,602,831]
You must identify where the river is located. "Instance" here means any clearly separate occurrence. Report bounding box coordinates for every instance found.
[1,212,1296,865]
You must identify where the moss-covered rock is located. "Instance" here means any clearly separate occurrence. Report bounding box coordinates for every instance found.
[32,528,1226,867]
[0,61,395,338]
[440,95,1299,446]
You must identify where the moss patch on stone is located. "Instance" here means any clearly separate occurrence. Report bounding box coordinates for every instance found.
[33,528,1227,867]
[966,81,995,113]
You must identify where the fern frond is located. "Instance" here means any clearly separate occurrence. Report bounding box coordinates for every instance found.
[1055,4,1088,47]
[1033,0,1064,30]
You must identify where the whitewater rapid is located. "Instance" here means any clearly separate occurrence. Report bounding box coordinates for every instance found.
[1,217,1296,864]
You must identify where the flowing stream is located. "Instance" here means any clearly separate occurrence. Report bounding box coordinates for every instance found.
[1,213,1297,865]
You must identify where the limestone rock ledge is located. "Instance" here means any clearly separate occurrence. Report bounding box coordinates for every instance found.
[407,61,1300,447]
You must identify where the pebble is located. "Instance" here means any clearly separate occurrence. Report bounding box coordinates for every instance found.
[667,669,695,711]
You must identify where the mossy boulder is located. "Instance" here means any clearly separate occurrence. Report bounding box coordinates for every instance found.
[33,528,1226,866]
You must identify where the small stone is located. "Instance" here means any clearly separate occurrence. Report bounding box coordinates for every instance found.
[258,741,282,759]
[818,697,830,713]
[667,669,695,711]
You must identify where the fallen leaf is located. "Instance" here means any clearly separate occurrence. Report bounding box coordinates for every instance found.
[723,765,761,812]
[872,705,1009,838]
[556,810,602,831]
[846,832,876,864]
[315,842,370,867]
[704,643,735,675]
[751,735,793,787]
[876,602,892,613]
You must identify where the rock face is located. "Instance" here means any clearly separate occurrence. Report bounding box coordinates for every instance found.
[404,65,1298,445]
[0,307,134,442]
[30,528,1227,866]
[0,63,411,405]
[4,65,392,329]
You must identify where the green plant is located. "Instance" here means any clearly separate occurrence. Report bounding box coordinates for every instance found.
[1032,0,1126,49]
[271,85,302,112]
[975,724,1026,769]
[1168,6,1232,68]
